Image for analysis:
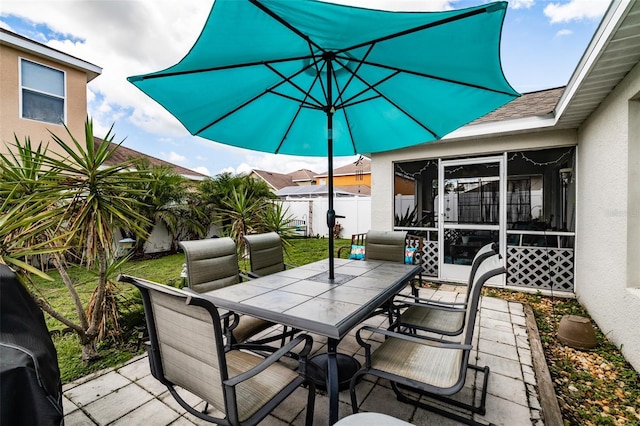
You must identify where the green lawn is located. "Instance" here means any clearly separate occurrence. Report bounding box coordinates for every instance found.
[42,237,350,383]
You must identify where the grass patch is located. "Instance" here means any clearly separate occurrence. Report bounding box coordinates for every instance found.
[41,238,349,383]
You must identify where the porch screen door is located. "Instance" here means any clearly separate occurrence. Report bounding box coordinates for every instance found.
[438,155,506,284]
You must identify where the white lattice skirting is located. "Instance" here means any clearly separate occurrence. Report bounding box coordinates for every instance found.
[506,246,574,291]
[417,245,575,292]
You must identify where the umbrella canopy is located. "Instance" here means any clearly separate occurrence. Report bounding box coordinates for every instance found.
[128,0,519,279]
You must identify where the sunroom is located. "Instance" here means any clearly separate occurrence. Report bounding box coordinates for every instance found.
[391,145,576,295]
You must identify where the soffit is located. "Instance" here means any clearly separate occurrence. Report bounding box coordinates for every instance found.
[555,0,640,128]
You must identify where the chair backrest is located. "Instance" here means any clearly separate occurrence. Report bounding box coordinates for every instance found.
[405,234,424,266]
[461,253,505,346]
[179,238,240,293]
[121,275,229,414]
[350,233,367,246]
[365,230,407,262]
[464,242,498,299]
[243,232,285,277]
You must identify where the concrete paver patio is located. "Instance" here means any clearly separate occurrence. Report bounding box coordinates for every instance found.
[62,287,551,425]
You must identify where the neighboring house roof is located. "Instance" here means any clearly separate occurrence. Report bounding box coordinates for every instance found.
[251,168,320,190]
[0,28,102,82]
[290,169,317,183]
[315,156,371,178]
[251,169,295,190]
[96,137,208,180]
[276,184,370,197]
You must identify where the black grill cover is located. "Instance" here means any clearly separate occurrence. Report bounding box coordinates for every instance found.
[1,264,64,425]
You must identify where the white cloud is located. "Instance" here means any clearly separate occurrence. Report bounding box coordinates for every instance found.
[510,0,535,10]
[218,166,237,175]
[235,163,253,175]
[556,29,573,37]
[1,0,213,139]
[162,151,187,164]
[544,0,610,24]
[192,166,211,176]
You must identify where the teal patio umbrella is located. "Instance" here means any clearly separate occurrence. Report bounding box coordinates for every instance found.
[128,0,519,280]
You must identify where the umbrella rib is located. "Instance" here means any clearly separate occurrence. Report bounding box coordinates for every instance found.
[334,44,374,110]
[133,55,313,80]
[264,62,325,109]
[337,67,440,139]
[194,70,320,135]
[250,0,325,53]
[334,4,497,58]
[274,103,305,155]
[359,58,516,97]
[335,52,515,97]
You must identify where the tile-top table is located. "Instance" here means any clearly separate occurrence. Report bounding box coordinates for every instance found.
[201,257,420,425]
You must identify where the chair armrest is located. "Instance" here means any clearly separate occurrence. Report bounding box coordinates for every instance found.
[240,272,254,281]
[393,293,468,311]
[224,334,313,386]
[358,326,472,351]
[355,326,471,369]
[336,245,350,258]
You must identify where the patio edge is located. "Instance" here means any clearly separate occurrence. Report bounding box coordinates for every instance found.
[524,304,563,426]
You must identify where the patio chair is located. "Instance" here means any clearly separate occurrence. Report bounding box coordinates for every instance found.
[243,232,292,278]
[362,230,408,322]
[242,232,298,341]
[179,238,283,348]
[118,275,315,426]
[337,233,367,259]
[405,234,425,294]
[391,242,497,337]
[364,230,407,263]
[349,254,505,425]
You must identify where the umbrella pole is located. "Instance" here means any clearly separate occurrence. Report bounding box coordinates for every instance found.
[326,56,335,281]
[327,115,335,281]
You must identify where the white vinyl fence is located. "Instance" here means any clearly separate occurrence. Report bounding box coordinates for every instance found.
[280,197,371,238]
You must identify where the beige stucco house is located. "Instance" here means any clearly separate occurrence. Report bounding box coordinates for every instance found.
[371,0,640,370]
[0,28,102,156]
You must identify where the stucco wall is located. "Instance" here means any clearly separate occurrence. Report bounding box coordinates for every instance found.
[370,129,577,230]
[0,44,88,156]
[575,62,640,371]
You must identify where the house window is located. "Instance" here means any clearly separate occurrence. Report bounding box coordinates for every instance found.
[20,59,65,124]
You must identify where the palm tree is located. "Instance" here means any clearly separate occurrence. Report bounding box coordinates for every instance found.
[129,161,206,253]
[197,172,275,240]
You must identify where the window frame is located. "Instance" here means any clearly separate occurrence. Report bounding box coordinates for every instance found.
[19,57,67,125]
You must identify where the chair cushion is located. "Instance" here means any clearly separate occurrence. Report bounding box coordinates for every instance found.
[227,350,299,422]
[371,337,464,390]
[400,306,465,335]
[232,315,274,343]
[349,244,366,260]
[365,230,407,262]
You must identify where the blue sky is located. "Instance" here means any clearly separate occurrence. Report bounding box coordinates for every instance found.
[0,0,610,176]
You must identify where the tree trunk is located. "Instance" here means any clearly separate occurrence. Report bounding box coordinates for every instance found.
[79,333,100,363]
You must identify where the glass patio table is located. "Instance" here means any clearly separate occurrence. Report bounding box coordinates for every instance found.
[200,257,420,425]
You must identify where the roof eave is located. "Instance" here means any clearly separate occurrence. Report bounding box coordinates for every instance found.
[0,29,102,82]
[554,0,637,126]
[443,114,558,141]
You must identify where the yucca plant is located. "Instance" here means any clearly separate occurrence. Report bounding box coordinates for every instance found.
[0,119,151,362]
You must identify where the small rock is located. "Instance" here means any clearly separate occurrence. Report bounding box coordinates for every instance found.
[568,385,578,392]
